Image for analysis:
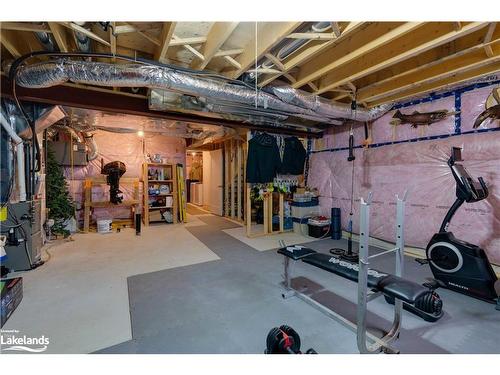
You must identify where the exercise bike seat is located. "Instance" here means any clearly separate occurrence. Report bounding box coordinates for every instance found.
[278,246,317,261]
[301,253,428,304]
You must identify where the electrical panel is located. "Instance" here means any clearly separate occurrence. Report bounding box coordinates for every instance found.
[48,141,88,166]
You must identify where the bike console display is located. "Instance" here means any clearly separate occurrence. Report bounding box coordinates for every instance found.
[448,147,488,203]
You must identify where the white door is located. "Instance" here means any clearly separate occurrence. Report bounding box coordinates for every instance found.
[208,149,223,215]
[202,150,223,216]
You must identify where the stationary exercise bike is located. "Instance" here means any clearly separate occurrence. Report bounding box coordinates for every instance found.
[425,147,499,309]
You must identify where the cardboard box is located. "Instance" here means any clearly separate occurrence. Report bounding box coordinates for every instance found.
[1,277,23,328]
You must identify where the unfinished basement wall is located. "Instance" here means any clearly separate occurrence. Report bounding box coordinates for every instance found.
[62,131,186,225]
[307,80,500,265]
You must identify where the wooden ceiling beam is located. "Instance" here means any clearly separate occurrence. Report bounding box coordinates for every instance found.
[483,22,497,57]
[214,48,243,57]
[226,22,302,79]
[47,22,69,52]
[293,22,423,89]
[168,36,207,46]
[315,21,489,95]
[0,29,24,58]
[331,22,341,37]
[60,22,110,47]
[367,61,500,107]
[129,24,161,46]
[154,22,176,62]
[359,43,500,103]
[1,22,51,33]
[223,55,241,69]
[192,22,239,70]
[331,27,499,102]
[286,32,336,40]
[259,22,366,87]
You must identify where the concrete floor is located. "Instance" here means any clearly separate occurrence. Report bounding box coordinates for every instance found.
[2,213,219,353]
[3,211,500,354]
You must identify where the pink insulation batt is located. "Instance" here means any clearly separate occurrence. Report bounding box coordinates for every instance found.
[64,131,186,223]
[308,84,500,265]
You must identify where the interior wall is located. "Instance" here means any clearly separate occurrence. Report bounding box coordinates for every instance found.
[307,81,500,265]
[63,131,186,224]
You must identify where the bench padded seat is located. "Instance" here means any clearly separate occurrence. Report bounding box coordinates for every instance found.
[283,251,428,304]
[277,246,317,261]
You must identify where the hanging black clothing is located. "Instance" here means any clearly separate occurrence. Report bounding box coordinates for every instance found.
[246,133,281,183]
[280,136,306,175]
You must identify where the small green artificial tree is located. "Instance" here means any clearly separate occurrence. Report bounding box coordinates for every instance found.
[46,146,74,236]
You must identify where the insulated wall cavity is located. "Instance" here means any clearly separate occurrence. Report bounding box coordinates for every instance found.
[62,131,186,223]
[308,81,500,265]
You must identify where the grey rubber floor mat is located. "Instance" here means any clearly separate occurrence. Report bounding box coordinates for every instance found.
[96,215,500,354]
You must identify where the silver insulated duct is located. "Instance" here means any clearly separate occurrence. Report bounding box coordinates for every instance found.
[268,84,392,122]
[16,60,391,128]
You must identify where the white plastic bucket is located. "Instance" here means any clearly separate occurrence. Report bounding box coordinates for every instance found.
[97,219,112,234]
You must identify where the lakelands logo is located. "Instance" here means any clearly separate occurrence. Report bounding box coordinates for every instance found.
[0,330,49,353]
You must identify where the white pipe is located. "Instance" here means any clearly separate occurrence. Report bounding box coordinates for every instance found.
[1,112,27,202]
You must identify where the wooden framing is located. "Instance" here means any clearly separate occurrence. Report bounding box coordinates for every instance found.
[83,177,140,233]
[0,29,24,58]
[315,22,489,95]
[360,44,500,103]
[259,22,366,87]
[142,162,178,226]
[1,21,496,124]
[47,22,69,52]
[155,22,176,62]
[292,22,423,89]
[1,22,51,33]
[192,22,239,70]
[226,22,302,79]
[368,61,500,106]
[483,22,497,57]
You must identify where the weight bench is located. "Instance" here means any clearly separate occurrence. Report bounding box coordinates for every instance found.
[279,248,427,305]
[277,192,425,354]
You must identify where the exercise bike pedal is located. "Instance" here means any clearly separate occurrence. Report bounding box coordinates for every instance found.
[422,278,441,290]
[414,258,429,265]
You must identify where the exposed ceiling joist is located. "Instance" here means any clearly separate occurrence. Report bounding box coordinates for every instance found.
[315,21,489,95]
[223,55,241,69]
[192,22,239,70]
[168,36,207,46]
[129,24,161,46]
[285,32,336,40]
[361,44,500,103]
[214,48,243,57]
[293,22,424,89]
[483,22,497,57]
[259,22,366,87]
[154,22,176,62]
[48,22,69,52]
[226,22,303,79]
[330,22,341,37]
[0,22,51,33]
[60,22,111,47]
[331,29,499,102]
[0,29,23,57]
[109,22,117,61]
[368,61,500,107]
[173,35,205,61]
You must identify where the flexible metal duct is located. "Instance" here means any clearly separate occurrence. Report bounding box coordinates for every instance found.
[35,32,57,52]
[16,60,343,125]
[269,84,392,122]
[254,22,331,78]
[73,22,92,53]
